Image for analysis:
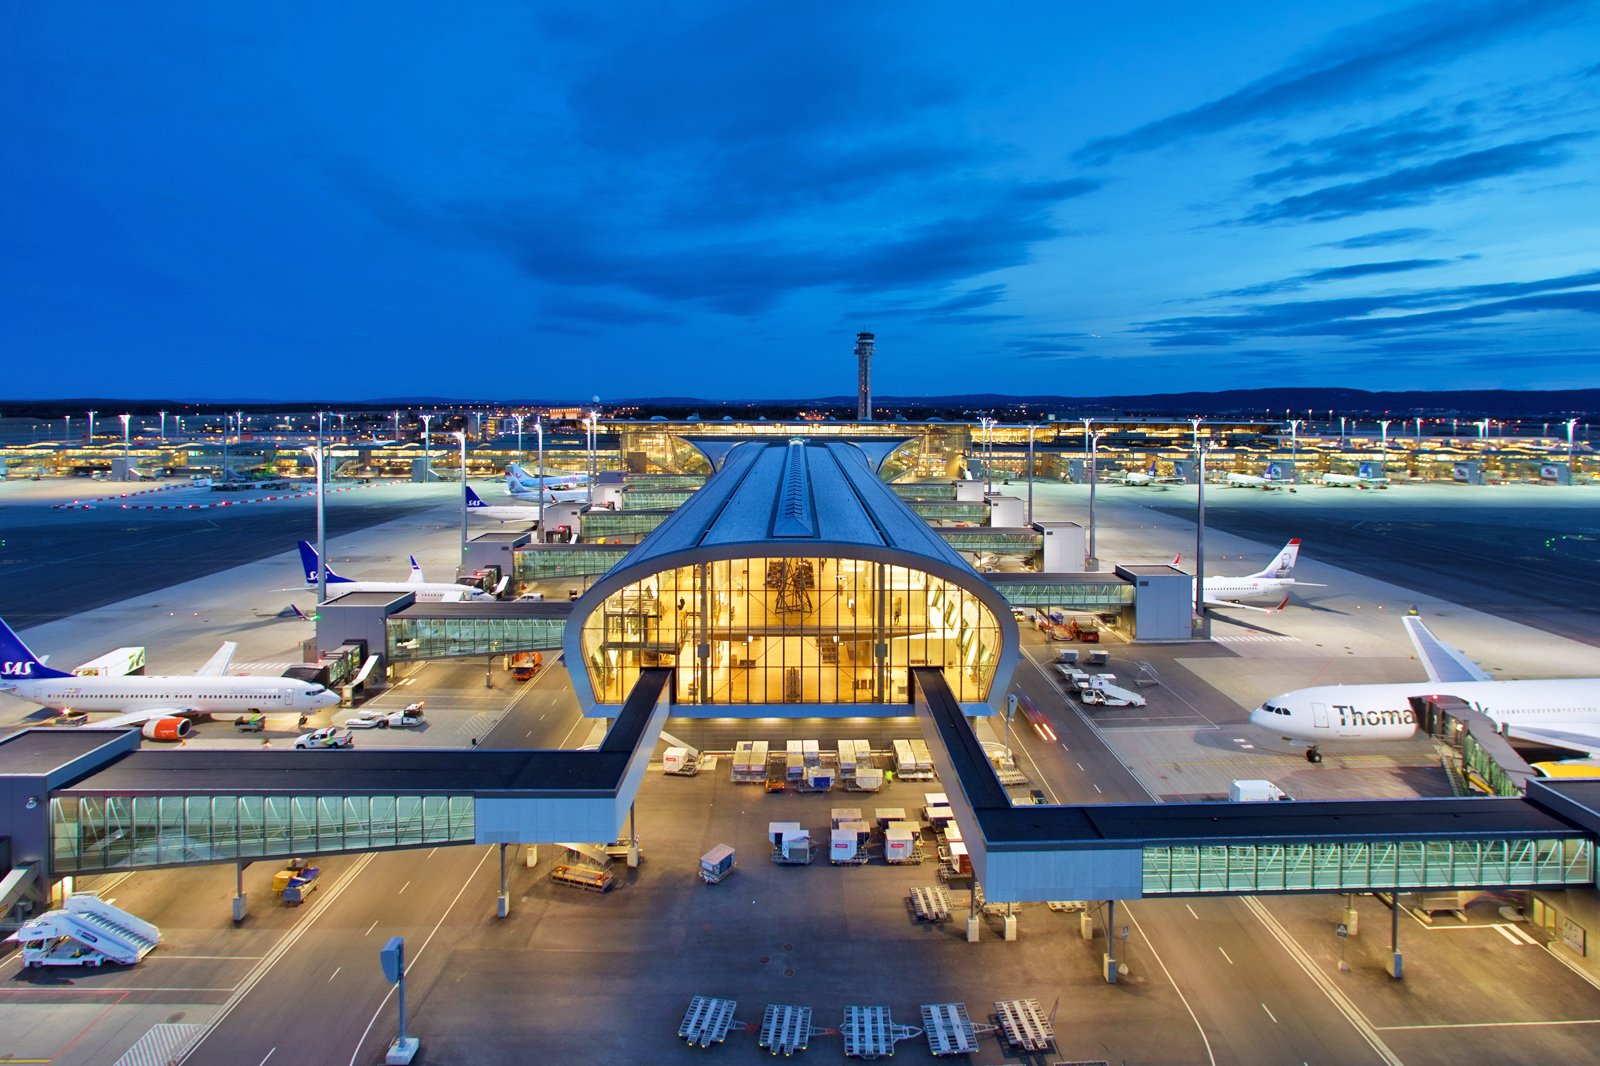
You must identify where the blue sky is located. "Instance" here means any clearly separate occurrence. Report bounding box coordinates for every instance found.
[4,2,1597,401]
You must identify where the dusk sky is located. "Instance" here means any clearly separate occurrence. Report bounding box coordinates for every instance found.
[4,2,1598,401]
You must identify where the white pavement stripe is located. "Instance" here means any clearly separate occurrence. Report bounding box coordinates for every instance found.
[1242,897,1405,1066]
[1375,1019,1600,1031]
[1213,634,1300,643]
[1125,906,1217,1066]
[113,1023,207,1066]
[1262,1003,1279,1024]
[1493,923,1525,946]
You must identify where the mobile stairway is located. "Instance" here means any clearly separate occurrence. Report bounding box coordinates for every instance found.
[7,891,161,968]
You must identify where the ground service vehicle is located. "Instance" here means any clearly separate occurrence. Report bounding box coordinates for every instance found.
[294,727,354,749]
[7,892,160,968]
[510,651,544,680]
[343,704,424,729]
[234,712,265,732]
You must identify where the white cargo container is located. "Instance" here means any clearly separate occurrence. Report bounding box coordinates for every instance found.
[837,739,858,772]
[769,821,802,846]
[884,828,916,863]
[853,768,884,792]
[830,828,865,864]
[1229,779,1291,802]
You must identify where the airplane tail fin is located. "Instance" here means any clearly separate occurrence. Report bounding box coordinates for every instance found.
[296,540,350,586]
[0,618,72,681]
[290,604,313,621]
[1249,538,1302,579]
[466,486,486,508]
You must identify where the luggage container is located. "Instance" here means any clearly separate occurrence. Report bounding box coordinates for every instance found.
[773,829,814,865]
[551,864,614,893]
[852,768,884,792]
[802,764,834,791]
[830,828,867,865]
[769,821,802,846]
[875,807,907,829]
[831,807,863,829]
[802,739,819,766]
[663,746,700,776]
[837,739,859,773]
[786,752,805,782]
[699,844,737,884]
[884,828,918,864]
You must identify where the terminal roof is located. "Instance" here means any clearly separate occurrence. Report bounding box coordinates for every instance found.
[0,730,136,777]
[617,439,973,571]
[393,602,575,621]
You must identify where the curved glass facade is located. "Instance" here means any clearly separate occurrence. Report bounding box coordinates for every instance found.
[579,556,1001,707]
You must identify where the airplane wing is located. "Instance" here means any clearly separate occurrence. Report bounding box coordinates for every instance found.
[90,707,189,729]
[1505,723,1600,759]
[1403,617,1492,683]
[195,641,238,677]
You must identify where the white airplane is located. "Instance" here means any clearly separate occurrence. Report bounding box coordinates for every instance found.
[1316,461,1389,489]
[0,619,340,740]
[1114,460,1183,487]
[295,542,504,602]
[1250,616,1600,774]
[506,462,588,492]
[465,485,541,523]
[1224,463,1290,490]
[504,473,588,507]
[1198,538,1322,612]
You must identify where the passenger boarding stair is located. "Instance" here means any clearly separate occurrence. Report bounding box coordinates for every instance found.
[8,891,161,967]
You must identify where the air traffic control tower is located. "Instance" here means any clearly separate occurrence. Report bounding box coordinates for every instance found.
[565,437,1018,717]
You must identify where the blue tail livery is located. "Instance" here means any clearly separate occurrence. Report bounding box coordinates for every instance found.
[296,541,352,586]
[0,618,72,681]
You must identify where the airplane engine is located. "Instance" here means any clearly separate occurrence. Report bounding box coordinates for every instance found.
[141,717,192,741]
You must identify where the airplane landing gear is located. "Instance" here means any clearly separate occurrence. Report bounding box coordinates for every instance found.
[1305,746,1323,764]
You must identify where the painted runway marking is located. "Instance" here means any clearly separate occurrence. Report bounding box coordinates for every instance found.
[328,966,341,982]
[1218,946,1234,965]
[1262,1003,1278,1024]
[1185,905,1199,920]
[1093,783,1102,794]
[258,1049,276,1066]
[364,921,378,936]
[1375,1019,1600,1031]
[398,880,411,895]
[427,847,438,859]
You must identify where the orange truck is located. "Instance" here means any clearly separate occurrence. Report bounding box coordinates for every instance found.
[510,651,544,681]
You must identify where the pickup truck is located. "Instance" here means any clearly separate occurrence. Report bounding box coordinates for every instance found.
[294,727,354,749]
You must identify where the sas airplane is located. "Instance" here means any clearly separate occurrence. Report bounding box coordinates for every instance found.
[1316,462,1389,489]
[1250,616,1600,773]
[1200,538,1322,613]
[295,542,504,602]
[466,485,542,523]
[1114,461,1183,487]
[1224,464,1290,490]
[0,618,339,740]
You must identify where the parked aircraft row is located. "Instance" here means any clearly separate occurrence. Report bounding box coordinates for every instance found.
[295,541,505,601]
[1251,617,1599,775]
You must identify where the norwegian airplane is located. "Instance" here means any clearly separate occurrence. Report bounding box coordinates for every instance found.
[0,619,339,740]
[1250,616,1600,773]
[1200,538,1322,613]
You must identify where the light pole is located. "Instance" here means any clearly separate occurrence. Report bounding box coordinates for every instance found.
[1567,418,1579,480]
[1026,424,1037,524]
[1196,442,1211,639]
[1476,419,1489,440]
[63,415,70,444]
[86,410,97,444]
[585,411,598,505]
[421,414,434,482]
[513,413,525,464]
[1415,416,1423,441]
[1288,419,1303,482]
[305,442,327,606]
[1079,417,1093,484]
[1339,415,1347,443]
[393,410,401,442]
[119,414,130,471]
[336,411,346,437]
[222,413,230,482]
[1379,420,1392,478]
[456,431,469,558]
[1086,431,1100,571]
[535,416,545,503]
[158,410,166,441]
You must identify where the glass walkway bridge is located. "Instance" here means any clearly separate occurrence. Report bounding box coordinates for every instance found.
[939,528,1042,556]
[386,603,573,663]
[5,669,1594,904]
[514,544,632,582]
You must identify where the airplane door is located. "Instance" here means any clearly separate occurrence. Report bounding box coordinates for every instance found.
[1312,702,1329,729]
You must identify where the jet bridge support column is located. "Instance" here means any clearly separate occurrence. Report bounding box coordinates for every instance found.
[497,844,509,918]
[1103,899,1118,984]
[1388,896,1403,979]
[232,862,248,923]
[627,805,639,869]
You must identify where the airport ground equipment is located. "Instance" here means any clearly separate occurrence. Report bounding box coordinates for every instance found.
[700,844,737,884]
[892,738,936,780]
[909,885,952,922]
[830,822,870,864]
[1230,779,1291,802]
[8,891,160,967]
[993,998,1054,1054]
[508,650,543,680]
[679,996,739,1048]
[759,1004,820,1056]
[280,864,320,905]
[234,712,266,732]
[1133,660,1162,687]
[920,1003,996,1056]
[1086,648,1111,667]
[769,822,815,864]
[732,740,769,783]
[663,746,700,776]
[550,864,614,893]
[1078,675,1146,707]
[841,1005,921,1059]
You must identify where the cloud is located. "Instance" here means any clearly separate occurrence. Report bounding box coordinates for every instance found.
[1074,0,1583,162]
[1239,133,1589,223]
[1316,228,1439,249]
[1137,267,1600,346]
[1252,110,1475,186]
[541,296,679,327]
[1216,258,1453,297]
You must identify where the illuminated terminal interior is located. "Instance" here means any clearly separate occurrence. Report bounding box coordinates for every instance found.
[564,437,1018,717]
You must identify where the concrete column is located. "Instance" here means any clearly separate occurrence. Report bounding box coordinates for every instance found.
[1079,910,1095,940]
[1103,900,1118,984]
[497,843,509,918]
[1343,897,1359,937]
[967,885,980,942]
[1388,897,1403,979]
[231,861,248,922]
[627,805,640,868]
[524,845,539,868]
